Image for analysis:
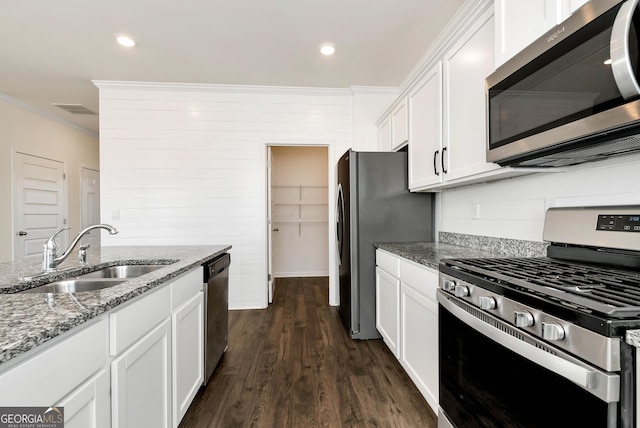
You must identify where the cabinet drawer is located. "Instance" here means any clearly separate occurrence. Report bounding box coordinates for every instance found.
[399,259,439,303]
[110,285,171,356]
[0,317,107,405]
[376,250,399,278]
[171,267,203,311]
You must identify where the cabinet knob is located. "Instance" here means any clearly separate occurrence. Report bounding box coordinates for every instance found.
[18,231,27,236]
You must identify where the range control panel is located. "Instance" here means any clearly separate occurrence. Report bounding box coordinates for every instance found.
[597,214,640,232]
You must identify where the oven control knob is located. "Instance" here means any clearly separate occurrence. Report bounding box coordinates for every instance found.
[454,285,470,298]
[542,322,565,341]
[479,296,496,310]
[442,279,456,292]
[514,311,534,328]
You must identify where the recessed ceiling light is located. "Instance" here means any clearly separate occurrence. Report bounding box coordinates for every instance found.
[116,34,137,47]
[319,43,336,56]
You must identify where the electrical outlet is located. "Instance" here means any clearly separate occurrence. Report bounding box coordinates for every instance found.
[472,203,480,220]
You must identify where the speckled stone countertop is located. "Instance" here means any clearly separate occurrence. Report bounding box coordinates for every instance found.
[376,232,549,270]
[0,245,230,365]
[625,330,640,348]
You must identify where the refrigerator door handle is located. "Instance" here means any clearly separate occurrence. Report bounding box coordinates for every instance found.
[336,183,345,266]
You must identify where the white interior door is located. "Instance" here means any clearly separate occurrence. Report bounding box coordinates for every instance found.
[81,167,101,249]
[267,146,275,304]
[13,152,66,260]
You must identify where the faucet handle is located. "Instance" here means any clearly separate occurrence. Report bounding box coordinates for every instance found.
[45,227,70,250]
[79,243,90,265]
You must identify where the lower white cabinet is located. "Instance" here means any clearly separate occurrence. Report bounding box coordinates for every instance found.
[59,369,110,428]
[111,319,172,428]
[0,317,108,416]
[400,276,439,413]
[172,291,204,427]
[375,249,439,413]
[376,266,400,358]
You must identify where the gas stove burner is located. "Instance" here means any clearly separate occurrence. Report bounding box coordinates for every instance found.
[444,257,640,318]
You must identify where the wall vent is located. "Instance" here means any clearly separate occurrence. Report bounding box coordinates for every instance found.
[51,103,96,115]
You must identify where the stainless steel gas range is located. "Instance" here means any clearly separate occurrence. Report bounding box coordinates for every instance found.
[437,206,640,428]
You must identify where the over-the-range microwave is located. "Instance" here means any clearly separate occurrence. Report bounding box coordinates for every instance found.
[486,0,640,167]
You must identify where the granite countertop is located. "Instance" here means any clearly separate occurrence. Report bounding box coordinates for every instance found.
[0,245,231,365]
[375,241,517,270]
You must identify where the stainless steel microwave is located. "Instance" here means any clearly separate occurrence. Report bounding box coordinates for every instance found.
[486,0,640,167]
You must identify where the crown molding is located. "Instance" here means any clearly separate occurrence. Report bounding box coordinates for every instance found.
[92,80,353,97]
[0,93,98,138]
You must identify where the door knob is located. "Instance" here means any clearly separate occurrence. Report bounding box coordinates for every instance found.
[272,227,279,232]
[18,231,27,236]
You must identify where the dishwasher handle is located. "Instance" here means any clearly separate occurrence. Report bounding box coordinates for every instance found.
[203,253,231,282]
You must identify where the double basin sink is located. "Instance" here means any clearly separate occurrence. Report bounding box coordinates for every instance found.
[22,264,170,294]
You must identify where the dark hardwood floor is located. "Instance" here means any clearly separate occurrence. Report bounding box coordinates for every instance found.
[179,277,437,428]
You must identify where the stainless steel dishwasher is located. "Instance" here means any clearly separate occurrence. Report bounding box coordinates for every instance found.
[202,253,230,385]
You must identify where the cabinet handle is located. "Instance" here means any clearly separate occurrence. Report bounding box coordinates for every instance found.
[442,147,448,174]
[433,150,440,176]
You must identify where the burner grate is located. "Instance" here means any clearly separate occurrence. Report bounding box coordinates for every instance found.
[445,257,640,317]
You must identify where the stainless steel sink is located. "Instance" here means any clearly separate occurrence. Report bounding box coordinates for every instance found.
[78,264,166,279]
[22,279,126,294]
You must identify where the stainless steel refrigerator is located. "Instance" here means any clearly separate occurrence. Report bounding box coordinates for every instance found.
[336,149,434,339]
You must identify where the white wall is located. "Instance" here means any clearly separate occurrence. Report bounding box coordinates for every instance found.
[95,82,358,309]
[271,146,328,277]
[0,95,99,262]
[351,87,398,151]
[437,153,640,242]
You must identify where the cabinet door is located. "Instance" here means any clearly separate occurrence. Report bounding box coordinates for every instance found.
[376,267,400,358]
[378,116,392,152]
[172,292,204,428]
[563,0,589,17]
[443,8,499,182]
[495,0,561,67]
[391,98,409,150]
[400,282,438,414]
[59,370,110,428]
[112,319,171,428]
[408,62,443,190]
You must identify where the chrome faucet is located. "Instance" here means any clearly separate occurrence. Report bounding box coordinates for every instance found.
[42,224,119,273]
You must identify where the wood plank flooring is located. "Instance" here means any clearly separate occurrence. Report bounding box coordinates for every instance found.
[179,277,437,428]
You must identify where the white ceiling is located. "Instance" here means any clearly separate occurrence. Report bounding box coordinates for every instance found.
[0,0,465,134]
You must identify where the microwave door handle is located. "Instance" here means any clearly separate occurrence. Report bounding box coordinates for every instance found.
[611,0,640,99]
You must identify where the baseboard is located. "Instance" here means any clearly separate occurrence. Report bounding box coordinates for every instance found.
[274,271,329,278]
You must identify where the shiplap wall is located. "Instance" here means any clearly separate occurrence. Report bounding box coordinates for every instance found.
[96,82,356,309]
[438,153,640,241]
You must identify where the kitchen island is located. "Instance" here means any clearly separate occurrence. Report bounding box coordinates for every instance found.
[0,245,230,365]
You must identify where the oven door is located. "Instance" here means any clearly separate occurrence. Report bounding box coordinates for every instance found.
[437,290,624,427]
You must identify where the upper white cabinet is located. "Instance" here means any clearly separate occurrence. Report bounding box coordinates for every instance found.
[495,0,589,67]
[408,63,442,190]
[442,8,498,182]
[378,97,409,152]
[409,6,503,191]
[378,116,392,152]
[391,98,409,151]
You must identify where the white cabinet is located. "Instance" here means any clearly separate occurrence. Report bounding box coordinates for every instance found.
[442,7,498,183]
[409,7,501,191]
[378,116,392,151]
[59,370,110,428]
[111,319,172,428]
[171,268,204,428]
[399,260,439,414]
[391,97,409,150]
[375,250,439,413]
[0,317,108,415]
[375,250,401,358]
[495,0,589,67]
[408,63,442,190]
[377,97,408,152]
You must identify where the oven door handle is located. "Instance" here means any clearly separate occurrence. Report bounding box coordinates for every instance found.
[437,292,620,403]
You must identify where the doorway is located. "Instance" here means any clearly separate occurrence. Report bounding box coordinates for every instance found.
[267,146,329,303]
[81,167,101,248]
